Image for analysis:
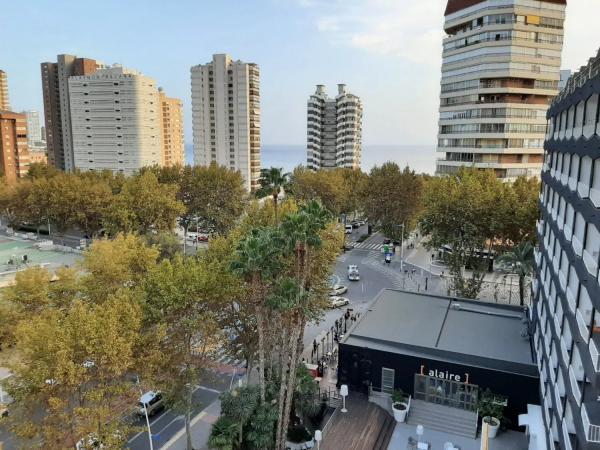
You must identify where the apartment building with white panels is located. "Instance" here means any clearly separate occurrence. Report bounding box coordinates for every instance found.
[68,65,162,174]
[533,49,600,450]
[307,84,362,171]
[437,0,566,180]
[191,54,260,191]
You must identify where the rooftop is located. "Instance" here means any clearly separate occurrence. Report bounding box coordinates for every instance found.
[445,0,566,15]
[342,289,536,376]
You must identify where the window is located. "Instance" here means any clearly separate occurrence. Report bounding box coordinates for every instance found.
[569,154,580,191]
[381,368,395,394]
[592,158,600,207]
[574,100,585,137]
[564,203,575,241]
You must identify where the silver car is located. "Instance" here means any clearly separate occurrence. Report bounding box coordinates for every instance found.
[330,284,348,296]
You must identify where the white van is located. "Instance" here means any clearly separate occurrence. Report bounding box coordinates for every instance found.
[138,391,164,416]
[344,225,353,234]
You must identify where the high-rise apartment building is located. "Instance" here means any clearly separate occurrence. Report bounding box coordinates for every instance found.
[159,88,184,167]
[191,54,260,191]
[68,65,162,174]
[0,112,30,183]
[533,50,600,450]
[436,0,566,181]
[41,54,101,170]
[23,110,43,145]
[307,84,362,171]
[0,70,10,111]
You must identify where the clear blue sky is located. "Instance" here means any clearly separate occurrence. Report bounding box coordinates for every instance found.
[1,0,598,146]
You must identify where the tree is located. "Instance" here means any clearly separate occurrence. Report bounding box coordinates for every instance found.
[500,176,540,247]
[498,240,535,306]
[103,171,184,235]
[79,234,159,303]
[360,163,424,240]
[420,167,506,298]
[5,292,143,449]
[26,162,59,180]
[141,255,224,450]
[256,167,290,224]
[289,167,346,215]
[179,164,246,236]
[230,227,285,403]
[144,231,182,260]
[0,179,33,228]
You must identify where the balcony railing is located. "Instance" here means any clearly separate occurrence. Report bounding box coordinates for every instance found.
[582,404,600,443]
[590,338,600,371]
[569,367,581,405]
[563,420,573,450]
[576,311,590,343]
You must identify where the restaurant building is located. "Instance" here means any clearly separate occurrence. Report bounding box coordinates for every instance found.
[337,289,539,432]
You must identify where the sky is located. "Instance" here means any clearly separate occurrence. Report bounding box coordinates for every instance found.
[1,0,599,147]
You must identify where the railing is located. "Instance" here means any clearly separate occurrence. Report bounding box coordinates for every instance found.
[582,403,600,442]
[321,403,340,439]
[568,367,581,405]
[563,420,573,450]
[576,311,590,342]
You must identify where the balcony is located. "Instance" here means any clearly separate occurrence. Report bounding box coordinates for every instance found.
[583,250,599,276]
[576,311,590,343]
[566,288,577,312]
[569,367,581,405]
[583,391,600,442]
[562,421,573,450]
[590,336,600,371]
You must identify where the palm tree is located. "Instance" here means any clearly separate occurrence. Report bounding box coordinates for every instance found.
[498,240,534,306]
[230,227,284,403]
[256,167,290,224]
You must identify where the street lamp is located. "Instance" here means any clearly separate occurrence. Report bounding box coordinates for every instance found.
[394,223,405,272]
[340,384,349,413]
[136,375,154,450]
[314,429,322,450]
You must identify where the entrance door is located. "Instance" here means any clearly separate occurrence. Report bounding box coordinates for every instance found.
[413,374,478,411]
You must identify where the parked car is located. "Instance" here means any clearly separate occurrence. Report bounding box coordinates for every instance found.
[344,225,353,234]
[197,233,209,242]
[350,221,360,229]
[347,265,360,281]
[329,296,350,308]
[138,391,164,417]
[330,284,348,296]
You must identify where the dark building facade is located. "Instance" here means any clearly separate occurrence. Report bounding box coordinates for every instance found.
[337,290,539,431]
[532,49,600,450]
[41,54,99,171]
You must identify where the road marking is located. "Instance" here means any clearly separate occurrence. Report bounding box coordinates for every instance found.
[126,385,221,445]
[161,399,220,449]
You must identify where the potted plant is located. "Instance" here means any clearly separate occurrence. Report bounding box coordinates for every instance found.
[477,389,505,439]
[391,389,409,423]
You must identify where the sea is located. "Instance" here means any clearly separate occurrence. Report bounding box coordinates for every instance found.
[185,144,437,175]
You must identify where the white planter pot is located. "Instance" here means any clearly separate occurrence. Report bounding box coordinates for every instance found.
[483,416,500,439]
[392,402,408,422]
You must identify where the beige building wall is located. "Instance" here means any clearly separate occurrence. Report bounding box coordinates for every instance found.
[191,54,260,191]
[0,70,10,111]
[436,0,566,181]
[68,65,162,174]
[159,90,184,166]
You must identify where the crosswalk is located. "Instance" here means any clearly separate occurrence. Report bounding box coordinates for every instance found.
[349,241,383,251]
[213,348,246,372]
[362,253,405,289]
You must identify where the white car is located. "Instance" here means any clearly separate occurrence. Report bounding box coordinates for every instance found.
[330,284,348,296]
[347,265,360,281]
[329,296,350,308]
[344,225,353,234]
[138,391,164,416]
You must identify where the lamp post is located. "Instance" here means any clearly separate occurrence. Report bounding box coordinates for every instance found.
[395,223,405,272]
[314,429,322,450]
[340,384,349,413]
[136,375,154,450]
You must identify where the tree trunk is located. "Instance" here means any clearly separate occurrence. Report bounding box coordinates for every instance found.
[256,304,266,403]
[275,322,290,450]
[519,274,525,307]
[279,322,302,450]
